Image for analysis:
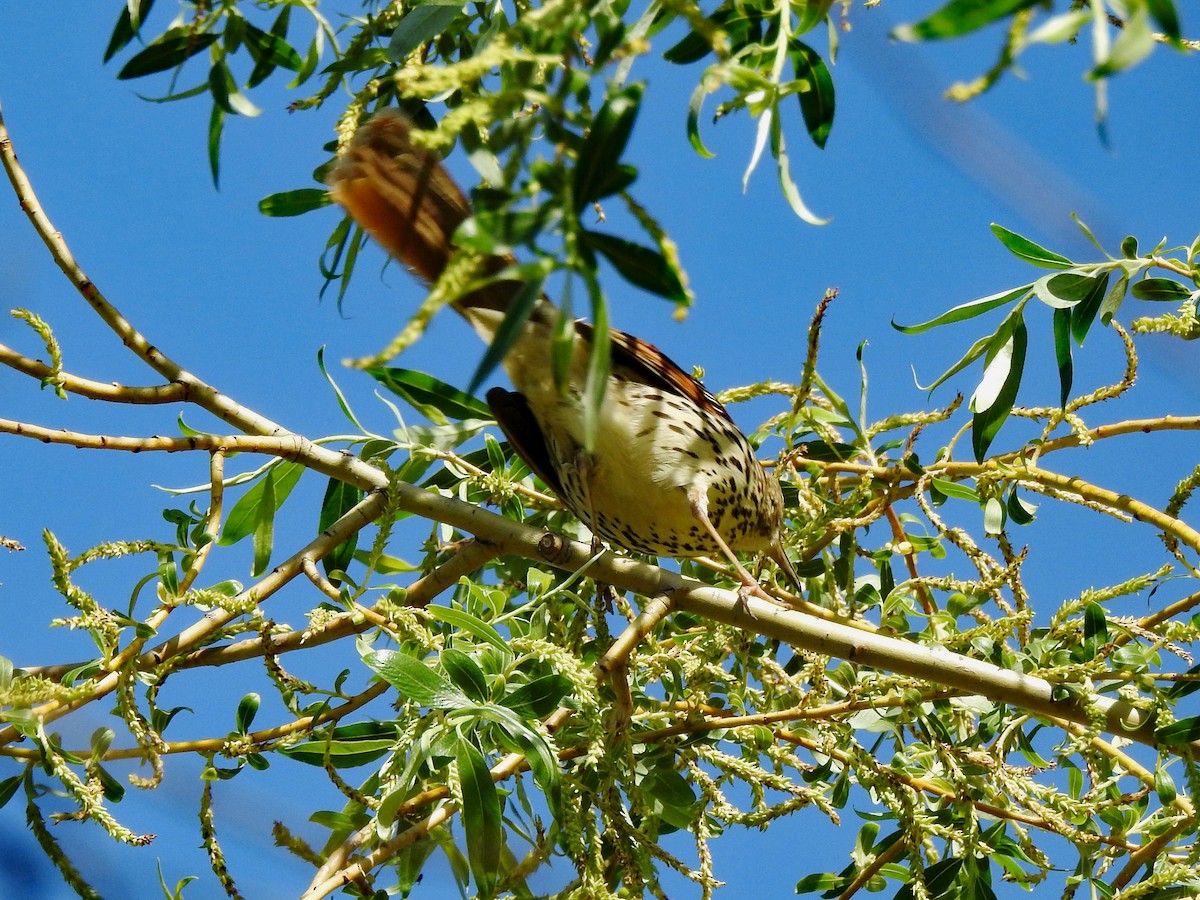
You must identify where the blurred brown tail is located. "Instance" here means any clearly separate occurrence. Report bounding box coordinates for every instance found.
[326,111,513,313]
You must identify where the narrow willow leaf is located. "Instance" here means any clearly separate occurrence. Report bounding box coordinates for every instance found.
[501,675,572,718]
[1155,762,1178,804]
[1099,271,1129,325]
[441,648,489,703]
[208,102,225,189]
[930,477,979,502]
[281,736,395,768]
[789,40,835,149]
[892,284,1030,334]
[1167,663,1200,700]
[772,120,829,225]
[235,693,260,734]
[318,477,363,581]
[1006,487,1037,525]
[893,0,1039,41]
[574,84,644,209]
[1147,0,1182,43]
[1131,277,1192,302]
[245,12,302,86]
[1090,4,1155,79]
[582,277,611,453]
[1157,716,1200,745]
[1026,9,1091,44]
[251,467,278,577]
[427,605,513,659]
[457,741,502,899]
[366,367,492,423]
[686,81,716,159]
[1052,307,1073,407]
[990,224,1072,269]
[387,0,464,61]
[641,761,698,829]
[468,278,544,394]
[117,28,218,79]
[363,649,470,708]
[581,230,688,303]
[1032,271,1101,309]
[208,60,262,117]
[1082,602,1109,661]
[220,462,305,545]
[104,0,156,62]
[1070,271,1109,345]
[971,315,1027,462]
[259,188,331,217]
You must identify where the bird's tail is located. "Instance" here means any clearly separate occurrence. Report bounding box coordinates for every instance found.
[326,110,514,314]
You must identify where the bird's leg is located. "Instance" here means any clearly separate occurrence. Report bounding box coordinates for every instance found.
[575,449,616,612]
[685,486,767,614]
[769,539,805,596]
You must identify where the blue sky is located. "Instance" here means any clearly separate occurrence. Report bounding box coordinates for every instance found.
[2,4,1199,898]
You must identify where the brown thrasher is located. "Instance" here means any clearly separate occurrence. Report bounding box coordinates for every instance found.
[327,110,798,594]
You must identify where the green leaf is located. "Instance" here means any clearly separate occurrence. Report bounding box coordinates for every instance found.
[363,649,470,709]
[581,230,688,303]
[282,736,395,768]
[0,775,20,810]
[208,102,225,189]
[641,760,697,829]
[366,367,492,423]
[1167,663,1200,700]
[427,605,513,659]
[574,83,644,209]
[971,314,1027,462]
[1090,4,1155,79]
[1032,271,1100,309]
[1157,716,1200,746]
[581,276,611,454]
[930,478,979,502]
[467,277,544,395]
[1131,277,1193,302]
[457,741,502,899]
[251,465,278,578]
[1155,761,1178,804]
[1099,271,1129,326]
[1005,489,1036,526]
[1052,307,1072,408]
[686,81,716,159]
[104,0,157,63]
[501,675,572,718]
[441,648,489,703]
[892,284,1030,334]
[208,61,261,118]
[989,224,1073,269]
[387,0,465,62]
[893,0,1040,41]
[116,27,218,79]
[1070,271,1109,345]
[1081,603,1109,661]
[219,461,305,546]
[235,693,260,734]
[663,6,764,64]
[259,188,331,217]
[318,477,363,582]
[244,15,302,84]
[789,41,835,149]
[1147,0,1182,43]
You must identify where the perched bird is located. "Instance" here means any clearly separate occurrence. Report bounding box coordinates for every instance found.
[327,110,798,594]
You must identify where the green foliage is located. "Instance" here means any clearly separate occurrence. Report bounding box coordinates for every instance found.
[897,219,1200,457]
